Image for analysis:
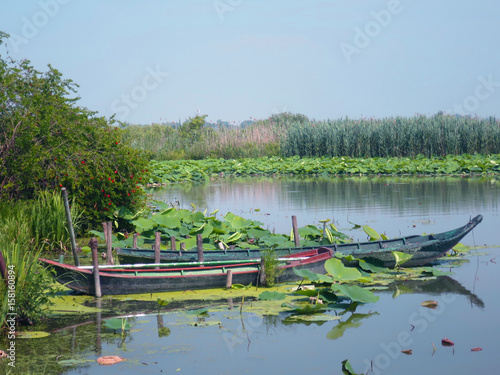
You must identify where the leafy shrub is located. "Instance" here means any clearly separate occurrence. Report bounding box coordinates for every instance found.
[0,32,150,230]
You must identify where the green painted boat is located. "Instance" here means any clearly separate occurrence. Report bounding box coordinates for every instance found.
[116,215,483,268]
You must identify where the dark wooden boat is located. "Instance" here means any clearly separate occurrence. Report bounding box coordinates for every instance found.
[39,247,334,296]
[117,215,483,268]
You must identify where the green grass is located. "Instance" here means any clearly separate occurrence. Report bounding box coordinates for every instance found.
[29,190,83,253]
[0,191,82,330]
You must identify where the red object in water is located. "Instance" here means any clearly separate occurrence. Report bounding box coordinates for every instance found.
[441,338,454,347]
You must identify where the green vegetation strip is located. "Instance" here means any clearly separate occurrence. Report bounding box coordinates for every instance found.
[148,154,500,184]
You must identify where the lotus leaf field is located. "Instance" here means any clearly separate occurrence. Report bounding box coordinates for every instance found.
[89,204,351,251]
[146,154,500,185]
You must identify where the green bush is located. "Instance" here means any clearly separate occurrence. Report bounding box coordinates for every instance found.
[0,32,150,230]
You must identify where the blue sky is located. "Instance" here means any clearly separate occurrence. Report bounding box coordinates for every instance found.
[1,0,499,124]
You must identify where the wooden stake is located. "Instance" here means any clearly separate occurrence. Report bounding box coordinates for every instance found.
[106,221,113,265]
[171,236,176,251]
[62,188,79,266]
[226,270,233,289]
[154,232,161,266]
[197,234,204,263]
[133,233,138,248]
[259,258,266,286]
[90,238,102,297]
[292,215,300,247]
[180,242,186,251]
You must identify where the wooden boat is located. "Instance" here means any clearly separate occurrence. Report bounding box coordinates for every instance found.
[39,247,334,296]
[116,215,483,268]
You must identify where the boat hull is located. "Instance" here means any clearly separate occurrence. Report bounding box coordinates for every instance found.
[117,215,483,268]
[40,248,333,296]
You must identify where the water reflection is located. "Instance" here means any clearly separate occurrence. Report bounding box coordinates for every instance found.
[151,176,499,242]
[1,269,489,374]
[386,275,485,309]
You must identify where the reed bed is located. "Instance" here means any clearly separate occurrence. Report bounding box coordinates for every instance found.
[122,120,287,160]
[281,115,500,158]
[122,114,499,160]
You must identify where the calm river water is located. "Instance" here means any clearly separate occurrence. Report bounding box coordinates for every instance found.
[2,176,498,375]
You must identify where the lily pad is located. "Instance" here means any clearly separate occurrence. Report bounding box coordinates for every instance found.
[259,291,286,301]
[17,331,50,339]
[331,284,379,303]
[293,267,334,283]
[291,303,326,315]
[325,258,364,281]
[392,251,413,267]
[341,359,361,375]
[186,307,209,316]
[362,225,381,240]
[285,314,340,323]
[103,318,130,331]
[452,243,470,253]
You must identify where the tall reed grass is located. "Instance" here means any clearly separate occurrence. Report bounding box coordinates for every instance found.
[123,114,499,160]
[30,190,83,253]
[0,216,53,326]
[0,191,82,329]
[281,115,500,158]
[122,120,286,160]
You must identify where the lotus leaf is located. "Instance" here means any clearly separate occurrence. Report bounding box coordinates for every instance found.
[330,284,379,303]
[325,258,364,282]
[259,291,286,301]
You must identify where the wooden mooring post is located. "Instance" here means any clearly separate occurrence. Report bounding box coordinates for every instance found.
[197,234,204,263]
[226,270,233,289]
[259,258,266,286]
[90,237,102,298]
[292,215,300,247]
[103,221,114,265]
[154,232,161,266]
[62,188,80,266]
